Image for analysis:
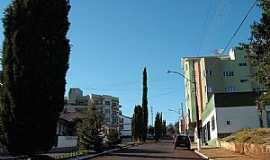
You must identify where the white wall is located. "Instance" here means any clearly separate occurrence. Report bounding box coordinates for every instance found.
[202,108,218,141]
[120,115,132,137]
[57,136,78,148]
[216,106,260,134]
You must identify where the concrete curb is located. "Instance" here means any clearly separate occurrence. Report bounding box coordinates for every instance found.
[71,148,120,160]
[67,143,139,160]
[194,150,210,160]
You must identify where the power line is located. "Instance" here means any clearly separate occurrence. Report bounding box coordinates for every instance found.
[223,0,258,53]
[195,0,215,56]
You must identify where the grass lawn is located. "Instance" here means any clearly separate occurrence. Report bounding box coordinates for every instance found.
[52,150,92,160]
[222,128,270,144]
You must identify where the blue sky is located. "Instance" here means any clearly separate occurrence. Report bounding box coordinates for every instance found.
[0,0,261,124]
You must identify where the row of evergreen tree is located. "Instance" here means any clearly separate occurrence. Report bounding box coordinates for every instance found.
[132,109,167,142]
[131,67,167,142]
[132,67,148,142]
[153,112,166,141]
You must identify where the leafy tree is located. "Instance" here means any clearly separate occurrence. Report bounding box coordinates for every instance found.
[154,112,162,141]
[142,67,148,142]
[77,107,104,152]
[244,0,270,92]
[107,128,120,146]
[0,0,70,155]
[243,0,270,127]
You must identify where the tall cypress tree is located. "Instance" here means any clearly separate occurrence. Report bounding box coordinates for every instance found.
[162,120,166,136]
[154,112,162,141]
[0,0,70,155]
[142,67,148,141]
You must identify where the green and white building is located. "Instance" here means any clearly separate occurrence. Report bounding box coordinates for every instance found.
[181,48,269,145]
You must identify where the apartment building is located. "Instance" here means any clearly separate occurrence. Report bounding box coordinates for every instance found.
[90,94,121,134]
[119,114,132,138]
[68,88,83,105]
[68,88,90,105]
[181,48,268,144]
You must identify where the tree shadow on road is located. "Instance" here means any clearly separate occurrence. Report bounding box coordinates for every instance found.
[114,148,169,154]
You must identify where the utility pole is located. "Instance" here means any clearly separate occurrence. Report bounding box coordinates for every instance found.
[181,103,184,119]
[181,102,185,134]
[192,60,201,151]
[167,67,202,151]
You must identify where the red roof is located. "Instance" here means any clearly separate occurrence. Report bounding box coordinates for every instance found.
[59,112,83,122]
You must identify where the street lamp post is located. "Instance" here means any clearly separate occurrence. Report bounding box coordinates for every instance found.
[167,69,201,151]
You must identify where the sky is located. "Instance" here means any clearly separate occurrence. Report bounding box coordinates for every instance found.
[0,0,261,124]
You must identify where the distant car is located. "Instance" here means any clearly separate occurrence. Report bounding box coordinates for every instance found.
[174,134,191,150]
[147,134,154,140]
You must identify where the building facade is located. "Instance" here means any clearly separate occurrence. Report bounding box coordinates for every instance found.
[119,114,132,137]
[201,92,270,145]
[68,88,89,105]
[90,94,121,134]
[181,48,266,142]
[68,88,83,105]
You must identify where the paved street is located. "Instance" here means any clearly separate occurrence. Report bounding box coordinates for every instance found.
[93,140,203,160]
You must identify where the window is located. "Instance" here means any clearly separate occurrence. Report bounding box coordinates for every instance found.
[105,101,110,105]
[120,124,124,130]
[105,109,110,114]
[239,63,247,66]
[223,71,234,77]
[226,120,231,125]
[225,86,236,92]
[211,116,215,130]
[267,111,270,127]
[206,69,213,76]
[240,79,248,83]
[208,86,213,92]
[75,108,83,112]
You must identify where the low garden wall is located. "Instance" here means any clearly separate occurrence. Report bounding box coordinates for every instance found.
[219,140,270,154]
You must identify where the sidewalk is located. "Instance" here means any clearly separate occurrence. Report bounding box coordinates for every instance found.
[198,146,270,160]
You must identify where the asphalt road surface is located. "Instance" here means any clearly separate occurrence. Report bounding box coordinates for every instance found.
[93,140,204,160]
